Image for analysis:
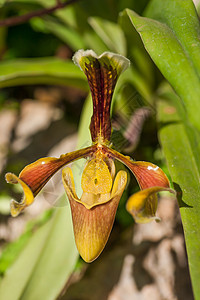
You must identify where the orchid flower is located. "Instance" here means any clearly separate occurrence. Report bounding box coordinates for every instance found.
[6,50,174,262]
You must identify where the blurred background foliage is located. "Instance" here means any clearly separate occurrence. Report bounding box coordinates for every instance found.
[0,0,199,299]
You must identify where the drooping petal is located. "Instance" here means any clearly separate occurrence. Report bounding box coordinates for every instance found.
[126,186,175,223]
[103,145,170,189]
[5,145,95,216]
[62,167,127,262]
[5,173,34,217]
[73,50,130,142]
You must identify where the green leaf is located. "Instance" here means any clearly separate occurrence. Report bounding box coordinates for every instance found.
[20,207,78,300]
[0,206,78,300]
[0,210,53,274]
[126,6,200,131]
[157,83,200,299]
[88,17,127,55]
[54,6,79,29]
[145,0,200,79]
[37,17,86,51]
[0,58,87,90]
[0,211,54,299]
[0,0,6,7]
[119,9,155,88]
[83,30,109,54]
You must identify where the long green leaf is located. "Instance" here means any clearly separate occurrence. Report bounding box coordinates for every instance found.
[88,17,127,55]
[126,6,200,131]
[0,206,78,300]
[145,0,200,79]
[40,18,86,51]
[20,206,78,300]
[119,9,155,88]
[0,210,53,274]
[0,213,54,299]
[0,58,87,90]
[157,84,200,299]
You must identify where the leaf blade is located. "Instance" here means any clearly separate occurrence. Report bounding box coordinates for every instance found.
[157,85,200,299]
[0,58,87,90]
[145,0,200,79]
[126,8,200,130]
[20,206,78,300]
[0,214,54,300]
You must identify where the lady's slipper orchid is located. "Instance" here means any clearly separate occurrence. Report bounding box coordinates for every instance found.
[6,50,174,262]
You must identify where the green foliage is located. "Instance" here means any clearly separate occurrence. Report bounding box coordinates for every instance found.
[0,58,87,89]
[127,1,200,131]
[157,84,200,298]
[88,17,127,55]
[0,209,53,274]
[0,0,6,7]
[125,1,200,297]
[0,0,200,298]
[0,206,78,300]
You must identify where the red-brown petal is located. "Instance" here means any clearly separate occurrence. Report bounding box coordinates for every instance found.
[5,145,95,216]
[103,145,170,189]
[73,50,130,142]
